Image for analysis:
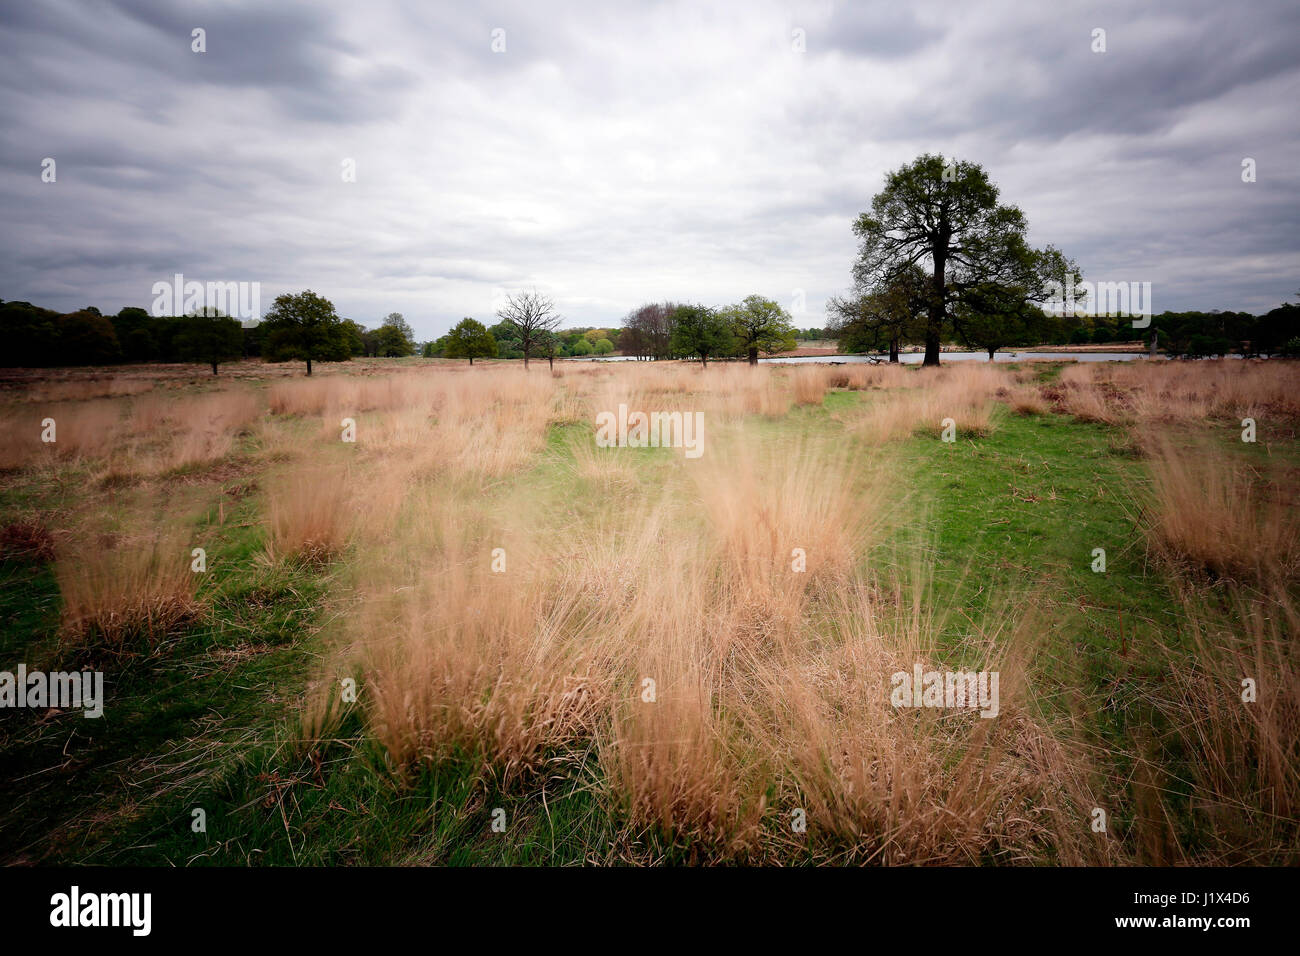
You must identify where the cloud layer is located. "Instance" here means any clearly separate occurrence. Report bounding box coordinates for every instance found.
[2,0,1296,338]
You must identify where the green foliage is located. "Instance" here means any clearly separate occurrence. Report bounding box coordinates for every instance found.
[338,319,367,357]
[260,290,349,374]
[444,317,498,364]
[593,337,614,354]
[375,312,416,357]
[852,153,1081,365]
[57,310,121,365]
[723,294,796,363]
[0,300,61,366]
[829,264,928,359]
[669,303,734,365]
[488,319,524,358]
[175,311,244,374]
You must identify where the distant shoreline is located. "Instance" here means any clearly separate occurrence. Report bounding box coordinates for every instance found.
[781,343,1151,358]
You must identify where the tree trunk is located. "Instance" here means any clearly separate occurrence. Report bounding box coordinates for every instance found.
[701,354,708,368]
[987,347,997,361]
[211,361,219,375]
[306,356,313,376]
[1149,329,1158,359]
[469,356,474,365]
[548,355,554,371]
[747,346,758,366]
[889,337,899,363]
[925,248,946,367]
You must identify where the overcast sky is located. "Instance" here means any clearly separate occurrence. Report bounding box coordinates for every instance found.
[1,0,1297,339]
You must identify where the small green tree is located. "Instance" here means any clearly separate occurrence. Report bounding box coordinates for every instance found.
[376,312,416,357]
[725,295,796,364]
[260,290,349,375]
[176,309,244,374]
[444,317,498,365]
[828,264,927,362]
[670,304,733,366]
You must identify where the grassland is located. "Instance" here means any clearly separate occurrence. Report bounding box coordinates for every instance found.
[0,357,1296,865]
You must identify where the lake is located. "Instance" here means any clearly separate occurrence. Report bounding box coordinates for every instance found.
[567,351,1152,364]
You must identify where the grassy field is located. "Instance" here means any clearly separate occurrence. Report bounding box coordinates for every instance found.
[0,357,1296,865]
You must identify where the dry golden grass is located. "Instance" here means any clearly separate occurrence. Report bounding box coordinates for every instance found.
[7,357,1297,864]
[325,402,1108,862]
[264,466,355,564]
[742,583,1103,864]
[1053,359,1300,426]
[26,377,154,403]
[1143,582,1300,863]
[0,400,123,468]
[1138,432,1298,582]
[846,364,1001,444]
[55,530,199,658]
[1007,385,1049,416]
[791,365,831,406]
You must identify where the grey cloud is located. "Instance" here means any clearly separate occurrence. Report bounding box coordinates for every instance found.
[0,0,1295,336]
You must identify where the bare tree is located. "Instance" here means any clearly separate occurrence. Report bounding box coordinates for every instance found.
[623,302,679,360]
[496,289,561,369]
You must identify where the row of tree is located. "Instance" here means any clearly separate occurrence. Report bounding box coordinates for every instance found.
[425,323,617,362]
[613,297,800,365]
[0,296,420,371]
[9,152,1297,375]
[422,293,803,368]
[830,279,1300,359]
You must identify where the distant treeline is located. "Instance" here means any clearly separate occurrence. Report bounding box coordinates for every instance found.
[830,299,1300,359]
[1032,307,1300,356]
[0,299,418,368]
[4,294,1297,370]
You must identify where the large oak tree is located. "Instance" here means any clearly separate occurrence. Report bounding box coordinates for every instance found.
[852,154,1080,366]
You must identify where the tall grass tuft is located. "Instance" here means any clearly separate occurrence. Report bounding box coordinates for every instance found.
[1139,433,1298,582]
[55,531,199,659]
[264,466,355,564]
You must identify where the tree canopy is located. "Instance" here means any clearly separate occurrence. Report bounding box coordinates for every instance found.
[851,154,1081,365]
[670,304,734,366]
[375,312,416,357]
[176,309,244,374]
[260,290,349,375]
[723,295,797,364]
[444,317,498,365]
